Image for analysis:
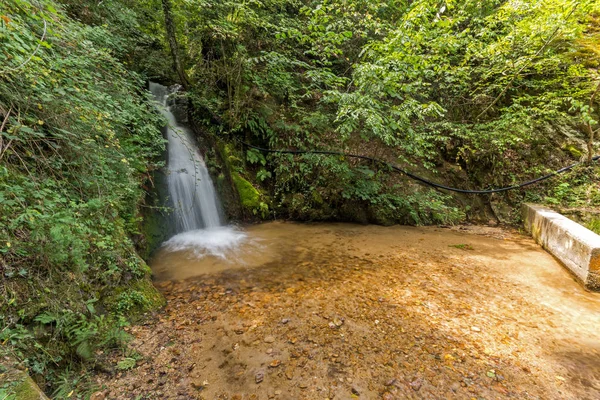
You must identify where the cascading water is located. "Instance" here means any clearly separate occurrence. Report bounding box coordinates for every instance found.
[149,82,247,258]
[149,82,222,231]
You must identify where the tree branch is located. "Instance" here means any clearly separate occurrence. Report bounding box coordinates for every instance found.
[586,78,600,163]
[0,20,47,76]
[474,4,578,121]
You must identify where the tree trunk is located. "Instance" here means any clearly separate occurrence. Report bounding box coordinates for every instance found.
[587,80,600,163]
[161,0,190,89]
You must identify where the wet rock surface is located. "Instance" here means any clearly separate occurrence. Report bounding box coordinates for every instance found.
[96,223,600,399]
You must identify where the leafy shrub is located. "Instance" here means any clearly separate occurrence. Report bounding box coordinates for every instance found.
[0,0,166,396]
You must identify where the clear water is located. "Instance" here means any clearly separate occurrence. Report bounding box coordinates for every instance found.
[149,82,246,255]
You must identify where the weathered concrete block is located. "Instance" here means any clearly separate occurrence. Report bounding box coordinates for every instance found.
[522,203,600,291]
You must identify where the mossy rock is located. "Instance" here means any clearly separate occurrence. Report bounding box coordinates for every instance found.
[562,143,583,159]
[0,367,49,400]
[366,204,397,226]
[232,172,269,218]
[103,277,165,319]
[139,206,171,259]
[233,172,261,208]
[138,169,173,260]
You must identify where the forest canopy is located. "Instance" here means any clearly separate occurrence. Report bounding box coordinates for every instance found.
[147,0,600,224]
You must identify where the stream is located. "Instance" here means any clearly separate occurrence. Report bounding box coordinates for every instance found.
[114,84,600,400]
[102,222,600,399]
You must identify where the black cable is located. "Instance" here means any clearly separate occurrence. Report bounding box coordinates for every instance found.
[236,138,600,194]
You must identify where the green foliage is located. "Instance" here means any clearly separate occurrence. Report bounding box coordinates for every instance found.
[2,0,599,391]
[542,166,600,207]
[0,0,167,397]
[146,0,600,224]
[586,218,600,235]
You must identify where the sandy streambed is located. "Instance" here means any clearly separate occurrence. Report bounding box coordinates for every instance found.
[96,222,600,399]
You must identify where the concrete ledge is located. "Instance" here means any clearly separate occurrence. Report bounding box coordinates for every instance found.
[523,203,600,291]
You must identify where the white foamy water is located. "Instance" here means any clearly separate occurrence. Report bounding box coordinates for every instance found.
[149,82,222,232]
[149,82,247,263]
[163,226,248,259]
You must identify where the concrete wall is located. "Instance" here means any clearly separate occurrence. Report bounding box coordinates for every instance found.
[522,203,600,291]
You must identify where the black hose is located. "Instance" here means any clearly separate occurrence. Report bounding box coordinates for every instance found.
[236,139,600,194]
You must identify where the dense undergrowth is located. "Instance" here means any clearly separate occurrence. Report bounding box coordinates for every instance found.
[0,0,167,397]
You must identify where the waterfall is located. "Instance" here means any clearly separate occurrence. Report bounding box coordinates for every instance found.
[149,82,247,259]
[149,82,222,232]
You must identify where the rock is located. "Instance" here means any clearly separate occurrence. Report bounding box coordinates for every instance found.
[191,379,207,390]
[333,317,344,327]
[269,359,282,368]
[285,367,294,380]
[275,390,282,395]
[264,336,276,343]
[90,392,106,400]
[410,378,423,391]
[384,378,397,386]
[351,386,360,395]
[281,318,290,324]
[470,326,481,332]
[255,371,265,384]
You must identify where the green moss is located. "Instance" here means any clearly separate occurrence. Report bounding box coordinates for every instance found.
[14,376,47,400]
[562,143,583,159]
[233,172,261,209]
[0,369,49,400]
[224,143,244,171]
[232,172,270,218]
[103,277,165,318]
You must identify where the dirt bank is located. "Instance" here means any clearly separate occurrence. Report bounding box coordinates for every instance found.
[95,223,600,399]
